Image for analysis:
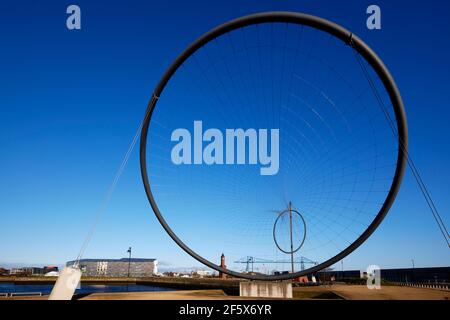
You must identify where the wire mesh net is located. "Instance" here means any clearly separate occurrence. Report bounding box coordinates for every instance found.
[145,22,399,276]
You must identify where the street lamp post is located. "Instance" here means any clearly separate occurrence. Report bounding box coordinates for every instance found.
[127,247,132,278]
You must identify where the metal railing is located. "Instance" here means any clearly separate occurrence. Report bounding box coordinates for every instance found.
[396,282,449,291]
[1,292,43,298]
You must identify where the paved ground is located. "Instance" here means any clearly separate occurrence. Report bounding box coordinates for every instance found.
[294,285,449,300]
[335,285,449,300]
[79,289,244,300]
[2,285,448,300]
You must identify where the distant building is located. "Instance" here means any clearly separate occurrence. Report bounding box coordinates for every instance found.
[193,270,214,278]
[66,258,158,277]
[26,267,43,275]
[381,267,449,283]
[317,267,449,284]
[44,266,59,273]
[0,267,9,275]
[8,266,59,276]
[9,268,27,275]
[317,269,362,281]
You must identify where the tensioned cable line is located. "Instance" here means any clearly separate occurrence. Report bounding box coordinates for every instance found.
[353,49,450,247]
[74,110,150,266]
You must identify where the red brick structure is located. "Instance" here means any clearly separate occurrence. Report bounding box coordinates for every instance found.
[294,276,309,283]
[219,253,227,279]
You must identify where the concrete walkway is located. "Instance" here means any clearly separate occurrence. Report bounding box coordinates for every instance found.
[293,285,449,300]
[78,289,239,300]
[331,285,449,300]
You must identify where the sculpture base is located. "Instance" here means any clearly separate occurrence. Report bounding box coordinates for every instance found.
[239,281,292,299]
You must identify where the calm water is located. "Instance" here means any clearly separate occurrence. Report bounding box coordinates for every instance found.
[0,283,176,295]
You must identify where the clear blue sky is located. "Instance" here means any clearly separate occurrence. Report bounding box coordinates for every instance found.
[0,0,449,272]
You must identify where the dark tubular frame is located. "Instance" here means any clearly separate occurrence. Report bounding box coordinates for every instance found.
[140,12,408,281]
[273,209,306,254]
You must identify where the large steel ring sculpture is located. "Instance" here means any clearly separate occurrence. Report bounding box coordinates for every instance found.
[140,12,408,280]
